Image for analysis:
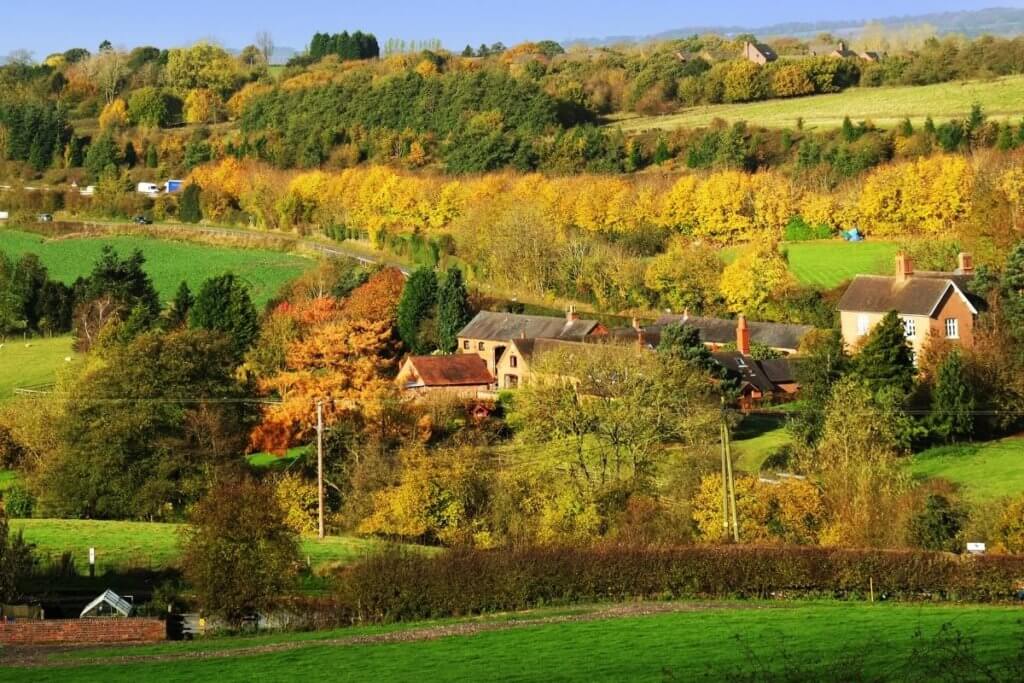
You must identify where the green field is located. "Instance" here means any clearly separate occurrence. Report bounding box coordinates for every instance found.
[0,229,314,307]
[0,335,75,397]
[5,602,1023,681]
[732,414,792,473]
[783,240,899,288]
[908,438,1024,503]
[11,519,399,573]
[614,75,1024,132]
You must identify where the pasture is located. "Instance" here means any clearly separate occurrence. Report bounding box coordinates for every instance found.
[0,229,314,307]
[11,519,399,573]
[613,74,1024,132]
[4,602,1023,681]
[0,335,75,397]
[908,437,1024,503]
[723,239,899,289]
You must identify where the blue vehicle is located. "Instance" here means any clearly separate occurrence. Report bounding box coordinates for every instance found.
[842,228,864,242]
[164,179,184,194]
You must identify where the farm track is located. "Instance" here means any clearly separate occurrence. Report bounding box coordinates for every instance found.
[1,601,775,669]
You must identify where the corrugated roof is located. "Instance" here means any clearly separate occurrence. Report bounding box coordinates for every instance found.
[837,275,978,316]
[458,311,601,342]
[404,355,494,387]
[652,315,813,351]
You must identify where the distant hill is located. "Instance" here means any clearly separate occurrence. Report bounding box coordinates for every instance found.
[568,6,1024,45]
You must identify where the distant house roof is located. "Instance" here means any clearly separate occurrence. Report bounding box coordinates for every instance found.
[652,315,814,352]
[748,42,777,61]
[837,276,980,317]
[712,351,794,395]
[400,355,494,387]
[509,337,593,365]
[458,311,603,343]
[80,589,134,618]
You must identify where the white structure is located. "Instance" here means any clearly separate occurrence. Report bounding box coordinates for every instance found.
[136,182,160,197]
[80,589,134,618]
[0,211,8,221]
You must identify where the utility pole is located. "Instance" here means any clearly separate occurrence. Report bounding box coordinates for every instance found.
[724,420,739,543]
[316,399,325,540]
[720,421,729,539]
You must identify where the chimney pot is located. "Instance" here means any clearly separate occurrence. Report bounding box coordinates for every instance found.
[567,305,579,322]
[957,252,974,276]
[896,252,914,282]
[736,314,751,356]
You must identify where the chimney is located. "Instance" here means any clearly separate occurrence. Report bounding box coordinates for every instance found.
[631,316,641,331]
[895,252,914,282]
[736,315,751,356]
[567,305,579,322]
[957,252,974,276]
[838,40,846,51]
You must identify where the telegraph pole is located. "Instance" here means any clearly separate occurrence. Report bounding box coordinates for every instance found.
[724,420,739,543]
[316,399,325,540]
[720,421,729,539]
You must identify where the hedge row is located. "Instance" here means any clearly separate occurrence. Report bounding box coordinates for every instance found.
[315,545,1024,624]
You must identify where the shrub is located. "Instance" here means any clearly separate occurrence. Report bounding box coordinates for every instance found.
[2,484,35,518]
[783,215,833,242]
[332,545,1024,624]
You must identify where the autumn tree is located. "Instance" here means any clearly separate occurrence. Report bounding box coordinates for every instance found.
[718,244,791,315]
[184,89,225,125]
[98,98,129,130]
[181,476,299,626]
[435,267,471,353]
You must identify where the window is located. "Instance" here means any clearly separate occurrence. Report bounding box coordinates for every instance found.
[504,374,519,389]
[462,340,469,350]
[510,355,518,368]
[857,314,869,336]
[945,318,959,339]
[478,341,484,351]
[902,317,916,338]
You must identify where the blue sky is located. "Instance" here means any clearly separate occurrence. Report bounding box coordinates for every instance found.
[2,0,1017,57]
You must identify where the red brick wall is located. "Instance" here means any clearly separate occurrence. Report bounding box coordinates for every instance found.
[0,618,165,645]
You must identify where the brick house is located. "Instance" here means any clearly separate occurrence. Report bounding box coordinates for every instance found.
[493,337,592,390]
[456,308,607,377]
[742,41,778,65]
[396,354,495,398]
[837,252,982,362]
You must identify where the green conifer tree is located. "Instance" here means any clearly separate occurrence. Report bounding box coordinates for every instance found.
[179,183,202,223]
[396,267,438,354]
[435,267,471,353]
[928,349,975,443]
[852,310,916,397]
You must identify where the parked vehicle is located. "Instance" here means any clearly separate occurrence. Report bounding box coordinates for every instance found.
[0,211,8,221]
[137,182,160,196]
[164,179,184,194]
[37,213,53,222]
[132,215,152,225]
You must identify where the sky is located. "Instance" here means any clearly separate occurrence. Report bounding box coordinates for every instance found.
[1,0,1019,58]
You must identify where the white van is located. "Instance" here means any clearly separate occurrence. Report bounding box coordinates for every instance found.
[136,182,160,196]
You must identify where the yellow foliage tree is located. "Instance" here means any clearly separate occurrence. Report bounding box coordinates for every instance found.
[98,98,129,130]
[718,244,791,314]
[692,473,826,544]
[692,171,754,242]
[184,88,225,124]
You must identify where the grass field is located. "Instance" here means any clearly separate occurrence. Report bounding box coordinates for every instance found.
[613,75,1024,132]
[5,602,1023,681]
[732,414,792,473]
[722,240,899,289]
[0,335,75,397]
[0,229,314,307]
[11,519,400,572]
[908,437,1024,503]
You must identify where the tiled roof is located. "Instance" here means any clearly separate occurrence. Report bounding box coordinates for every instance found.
[651,315,813,351]
[837,275,979,316]
[458,311,601,342]
[404,355,494,387]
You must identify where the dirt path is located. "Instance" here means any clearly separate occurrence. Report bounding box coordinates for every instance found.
[2,601,775,669]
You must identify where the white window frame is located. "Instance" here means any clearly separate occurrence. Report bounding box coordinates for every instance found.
[857,314,869,336]
[945,318,959,339]
[902,317,917,339]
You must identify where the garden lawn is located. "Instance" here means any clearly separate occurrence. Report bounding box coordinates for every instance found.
[908,437,1024,503]
[11,519,401,573]
[0,335,75,398]
[721,240,899,289]
[0,229,313,307]
[612,75,1024,132]
[732,414,792,473]
[5,602,1024,681]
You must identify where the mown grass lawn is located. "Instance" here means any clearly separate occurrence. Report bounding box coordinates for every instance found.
[0,229,313,307]
[613,75,1024,132]
[6,602,1024,682]
[0,335,76,398]
[11,519,402,573]
[908,437,1024,503]
[732,414,792,473]
[722,240,899,290]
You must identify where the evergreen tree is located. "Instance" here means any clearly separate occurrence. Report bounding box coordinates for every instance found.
[166,280,194,328]
[1001,241,1024,340]
[841,116,858,143]
[179,183,202,223]
[923,116,937,135]
[653,136,670,165]
[852,311,916,397]
[435,267,471,353]
[85,246,161,318]
[898,117,914,137]
[123,141,137,168]
[396,267,438,354]
[145,142,159,168]
[997,123,1017,151]
[966,102,986,142]
[83,132,121,179]
[189,273,259,360]
[928,349,975,443]
[462,45,475,57]
[657,323,715,373]
[788,329,849,445]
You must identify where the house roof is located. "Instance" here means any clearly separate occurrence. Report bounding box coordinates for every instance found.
[712,352,778,394]
[760,358,797,384]
[509,337,592,365]
[80,589,134,618]
[837,275,979,317]
[458,311,601,343]
[652,315,813,351]
[402,354,494,387]
[750,43,777,60]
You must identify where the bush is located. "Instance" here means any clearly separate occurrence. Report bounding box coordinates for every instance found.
[331,545,1024,623]
[783,216,833,242]
[2,484,35,518]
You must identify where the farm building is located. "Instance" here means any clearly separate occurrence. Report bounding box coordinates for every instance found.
[396,354,494,397]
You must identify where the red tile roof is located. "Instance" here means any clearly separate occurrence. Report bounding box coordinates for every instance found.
[404,354,494,387]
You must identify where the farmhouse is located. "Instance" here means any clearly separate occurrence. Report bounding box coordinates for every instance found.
[457,308,607,375]
[742,41,777,65]
[838,252,982,361]
[396,354,494,397]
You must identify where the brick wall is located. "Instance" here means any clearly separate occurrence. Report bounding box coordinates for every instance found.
[0,617,165,645]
